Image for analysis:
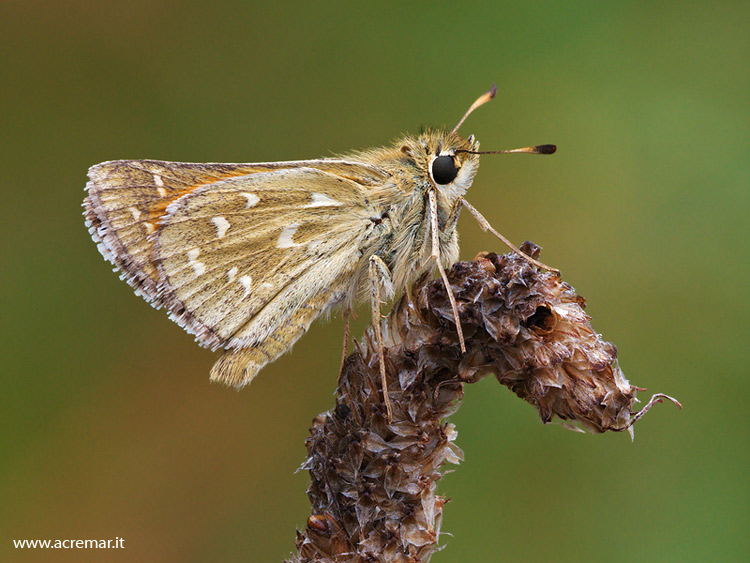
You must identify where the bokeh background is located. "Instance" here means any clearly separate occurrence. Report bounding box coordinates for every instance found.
[1,2,747,561]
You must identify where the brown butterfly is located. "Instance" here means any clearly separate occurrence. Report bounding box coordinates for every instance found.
[84,85,555,418]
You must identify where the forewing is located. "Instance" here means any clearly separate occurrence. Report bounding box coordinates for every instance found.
[83,158,387,304]
[153,168,377,350]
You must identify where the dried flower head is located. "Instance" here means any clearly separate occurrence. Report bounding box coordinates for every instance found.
[289,243,680,563]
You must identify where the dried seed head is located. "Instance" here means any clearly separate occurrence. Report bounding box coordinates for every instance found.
[289,244,679,563]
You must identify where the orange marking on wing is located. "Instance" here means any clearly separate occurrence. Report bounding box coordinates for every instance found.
[143,168,272,228]
[145,185,199,226]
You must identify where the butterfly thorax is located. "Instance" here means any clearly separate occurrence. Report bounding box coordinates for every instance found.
[340,130,481,305]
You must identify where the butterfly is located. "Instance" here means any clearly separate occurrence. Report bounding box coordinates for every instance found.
[83,85,555,418]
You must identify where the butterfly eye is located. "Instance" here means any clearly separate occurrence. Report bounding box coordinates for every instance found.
[431,155,458,185]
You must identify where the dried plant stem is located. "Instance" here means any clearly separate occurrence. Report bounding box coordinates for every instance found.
[289,243,679,563]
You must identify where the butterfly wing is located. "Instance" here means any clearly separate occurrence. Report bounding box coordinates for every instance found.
[84,159,386,302]
[85,159,390,386]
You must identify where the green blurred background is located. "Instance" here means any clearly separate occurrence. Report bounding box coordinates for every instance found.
[1,1,747,561]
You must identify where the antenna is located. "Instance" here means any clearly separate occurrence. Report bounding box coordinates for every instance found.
[456,144,557,155]
[451,83,498,134]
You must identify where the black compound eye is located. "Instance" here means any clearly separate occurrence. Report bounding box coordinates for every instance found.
[431,155,458,185]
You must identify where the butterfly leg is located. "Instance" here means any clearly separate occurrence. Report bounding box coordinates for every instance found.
[337,308,352,387]
[459,198,559,273]
[428,189,466,353]
[369,254,395,422]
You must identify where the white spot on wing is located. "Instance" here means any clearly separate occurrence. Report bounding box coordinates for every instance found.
[227,267,238,282]
[187,248,205,276]
[144,222,156,234]
[241,192,260,208]
[157,187,167,197]
[153,174,164,187]
[239,275,252,297]
[304,192,343,208]
[212,216,230,238]
[277,223,302,248]
[129,206,142,221]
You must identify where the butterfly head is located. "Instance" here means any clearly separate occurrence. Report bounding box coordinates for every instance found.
[398,129,482,201]
[406,84,556,200]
